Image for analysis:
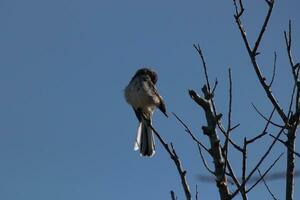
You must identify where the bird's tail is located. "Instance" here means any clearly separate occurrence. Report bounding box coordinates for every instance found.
[134,119,155,157]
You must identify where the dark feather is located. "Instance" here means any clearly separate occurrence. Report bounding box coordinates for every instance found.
[132,107,142,122]
[158,100,168,117]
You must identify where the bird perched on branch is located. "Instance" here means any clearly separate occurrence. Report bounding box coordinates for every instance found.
[124,68,168,157]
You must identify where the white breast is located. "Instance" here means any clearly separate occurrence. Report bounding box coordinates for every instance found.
[124,76,157,113]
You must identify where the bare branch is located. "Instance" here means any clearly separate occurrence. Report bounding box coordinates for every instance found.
[189,88,231,199]
[229,123,240,132]
[197,143,215,175]
[193,44,212,91]
[246,131,267,145]
[268,51,277,88]
[284,20,298,83]
[258,169,278,200]
[173,112,210,153]
[222,68,233,183]
[227,68,233,134]
[287,79,297,119]
[192,45,219,118]
[212,78,218,95]
[246,107,276,144]
[170,191,177,200]
[149,124,192,200]
[230,127,285,199]
[269,135,300,159]
[284,19,300,200]
[241,138,247,199]
[225,158,241,189]
[218,122,243,152]
[234,0,288,123]
[195,185,199,200]
[233,0,244,18]
[286,126,297,200]
[252,0,274,54]
[251,104,285,128]
[246,152,284,193]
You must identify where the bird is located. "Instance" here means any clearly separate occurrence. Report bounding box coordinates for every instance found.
[124,68,168,157]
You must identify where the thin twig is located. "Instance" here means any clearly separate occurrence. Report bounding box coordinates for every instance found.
[269,134,300,158]
[197,144,215,175]
[252,0,274,54]
[246,152,284,193]
[229,123,240,132]
[258,169,278,200]
[212,78,218,95]
[196,185,199,200]
[233,0,244,18]
[241,138,247,199]
[287,80,297,119]
[284,20,297,84]
[218,122,243,152]
[230,127,285,199]
[192,45,219,119]
[149,124,192,200]
[246,107,276,144]
[234,0,288,123]
[225,158,241,189]
[193,44,211,91]
[173,112,210,153]
[222,68,233,181]
[251,104,285,128]
[170,191,177,200]
[268,51,277,88]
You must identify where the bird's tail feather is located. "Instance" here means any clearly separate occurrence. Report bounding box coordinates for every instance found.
[134,119,155,157]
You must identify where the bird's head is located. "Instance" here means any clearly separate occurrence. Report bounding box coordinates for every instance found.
[134,68,158,84]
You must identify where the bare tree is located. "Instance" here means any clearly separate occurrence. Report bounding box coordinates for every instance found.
[145,0,299,199]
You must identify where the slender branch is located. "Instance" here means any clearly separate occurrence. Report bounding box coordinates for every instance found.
[193,45,219,119]
[284,20,298,84]
[251,104,285,128]
[219,122,243,152]
[227,68,233,137]
[193,44,243,156]
[197,143,215,175]
[246,131,267,145]
[246,152,284,193]
[195,185,199,200]
[241,138,247,199]
[268,51,277,88]
[225,158,241,189]
[252,0,274,54]
[149,124,192,200]
[287,80,297,119]
[229,123,240,132]
[233,0,244,18]
[193,44,211,91]
[173,112,210,153]
[212,78,218,95]
[258,169,278,200]
[234,0,288,123]
[230,127,285,199]
[170,191,177,200]
[269,134,300,158]
[246,107,276,144]
[222,68,233,183]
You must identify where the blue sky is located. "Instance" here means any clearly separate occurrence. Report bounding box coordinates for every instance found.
[0,0,299,199]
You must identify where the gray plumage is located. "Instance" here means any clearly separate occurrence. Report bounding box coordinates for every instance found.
[124,68,167,157]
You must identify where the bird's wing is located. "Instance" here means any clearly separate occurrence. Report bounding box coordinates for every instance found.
[132,107,142,122]
[148,80,168,117]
